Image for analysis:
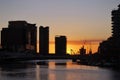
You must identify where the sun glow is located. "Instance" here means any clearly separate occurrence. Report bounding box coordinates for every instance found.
[67,41,100,55]
[37,40,101,55]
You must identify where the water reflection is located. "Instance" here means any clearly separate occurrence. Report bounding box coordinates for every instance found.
[0,62,35,80]
[48,61,56,80]
[0,60,119,80]
[36,65,40,80]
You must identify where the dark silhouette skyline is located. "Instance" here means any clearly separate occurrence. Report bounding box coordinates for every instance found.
[0,4,119,70]
[55,36,67,55]
[98,5,120,61]
[71,4,120,69]
[0,21,68,56]
[79,46,86,55]
[95,4,120,69]
[1,21,37,52]
[39,26,49,55]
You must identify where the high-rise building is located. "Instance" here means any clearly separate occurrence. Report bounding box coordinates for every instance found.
[55,36,67,55]
[39,26,49,55]
[111,4,120,38]
[98,4,120,61]
[1,21,37,52]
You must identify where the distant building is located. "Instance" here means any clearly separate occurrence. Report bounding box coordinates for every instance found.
[89,48,92,55]
[79,46,86,55]
[39,26,49,55]
[55,36,67,55]
[1,21,37,52]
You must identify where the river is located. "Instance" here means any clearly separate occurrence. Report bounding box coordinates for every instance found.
[0,60,119,80]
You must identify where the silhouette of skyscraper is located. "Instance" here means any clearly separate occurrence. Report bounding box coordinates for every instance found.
[39,26,49,55]
[55,36,67,55]
[1,21,37,52]
[111,4,120,38]
[98,4,120,62]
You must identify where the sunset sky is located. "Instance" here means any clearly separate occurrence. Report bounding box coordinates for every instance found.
[0,0,119,54]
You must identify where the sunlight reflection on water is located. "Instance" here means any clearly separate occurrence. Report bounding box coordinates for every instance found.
[0,60,119,80]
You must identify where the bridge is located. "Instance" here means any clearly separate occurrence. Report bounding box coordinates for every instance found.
[0,54,88,62]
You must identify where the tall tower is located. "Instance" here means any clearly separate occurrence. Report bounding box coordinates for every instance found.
[39,26,49,55]
[55,36,67,55]
[111,4,120,39]
[98,4,120,61]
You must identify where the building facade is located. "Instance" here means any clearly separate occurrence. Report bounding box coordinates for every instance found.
[39,26,49,55]
[55,36,67,55]
[1,21,37,52]
[98,4,120,61]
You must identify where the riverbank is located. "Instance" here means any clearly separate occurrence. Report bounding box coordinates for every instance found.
[75,54,120,71]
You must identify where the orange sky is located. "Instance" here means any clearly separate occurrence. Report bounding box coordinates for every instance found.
[37,40,102,55]
[0,0,119,55]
